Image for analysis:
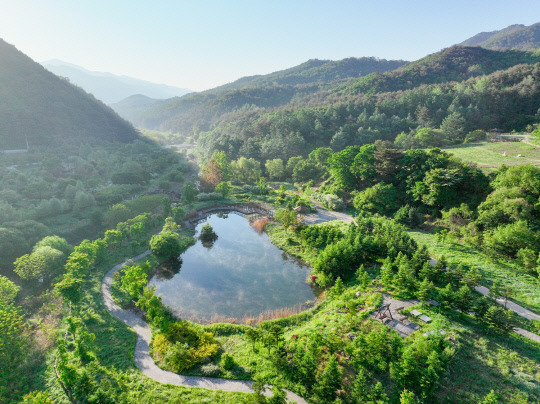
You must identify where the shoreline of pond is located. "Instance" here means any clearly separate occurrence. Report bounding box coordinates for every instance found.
[149,209,318,324]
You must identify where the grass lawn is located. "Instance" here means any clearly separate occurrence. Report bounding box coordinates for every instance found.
[441,141,540,172]
[408,230,540,314]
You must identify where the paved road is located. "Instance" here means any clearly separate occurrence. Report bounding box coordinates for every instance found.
[101,252,307,403]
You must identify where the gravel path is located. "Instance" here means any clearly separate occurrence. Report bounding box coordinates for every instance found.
[429,259,540,343]
[101,251,307,403]
[474,286,540,321]
[429,258,540,322]
[302,208,354,225]
[513,327,540,343]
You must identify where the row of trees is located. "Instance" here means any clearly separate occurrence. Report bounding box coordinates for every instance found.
[199,150,330,192]
[0,275,28,402]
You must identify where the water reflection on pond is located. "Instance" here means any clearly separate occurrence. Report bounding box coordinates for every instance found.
[149,212,316,322]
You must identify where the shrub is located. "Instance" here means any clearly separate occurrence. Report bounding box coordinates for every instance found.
[200,363,220,376]
[483,220,539,257]
[464,129,487,143]
[33,235,72,256]
[394,205,422,228]
[120,265,148,301]
[299,223,343,248]
[150,231,182,259]
[152,323,219,373]
[0,275,19,305]
[354,183,401,216]
[197,192,222,201]
[311,192,344,211]
[220,353,235,370]
[204,323,251,336]
[199,223,218,242]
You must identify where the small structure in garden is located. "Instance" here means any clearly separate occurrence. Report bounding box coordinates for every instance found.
[419,315,432,323]
[373,304,393,321]
[370,294,421,338]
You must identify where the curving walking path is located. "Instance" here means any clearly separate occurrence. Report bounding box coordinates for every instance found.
[101,251,307,404]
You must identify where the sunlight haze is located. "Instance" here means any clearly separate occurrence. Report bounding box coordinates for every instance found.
[1,0,538,91]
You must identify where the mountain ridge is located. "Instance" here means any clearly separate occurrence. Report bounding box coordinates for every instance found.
[0,39,139,149]
[112,46,540,139]
[42,59,192,104]
[111,56,408,131]
[459,22,540,51]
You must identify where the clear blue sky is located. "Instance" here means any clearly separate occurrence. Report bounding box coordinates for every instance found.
[1,1,538,91]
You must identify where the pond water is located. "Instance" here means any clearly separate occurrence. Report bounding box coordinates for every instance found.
[149,212,316,322]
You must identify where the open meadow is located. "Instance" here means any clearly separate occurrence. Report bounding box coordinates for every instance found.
[442,141,540,172]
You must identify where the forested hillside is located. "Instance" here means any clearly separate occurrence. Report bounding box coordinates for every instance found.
[459,22,540,51]
[2,24,540,404]
[0,40,138,149]
[113,46,540,165]
[111,56,407,132]
[199,53,540,162]
[340,46,540,94]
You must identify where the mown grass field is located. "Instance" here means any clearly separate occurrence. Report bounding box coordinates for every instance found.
[408,230,540,314]
[441,141,540,172]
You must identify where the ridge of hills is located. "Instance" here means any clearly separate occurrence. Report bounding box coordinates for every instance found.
[111,56,408,132]
[203,56,407,93]
[0,40,139,150]
[341,45,540,94]
[113,46,540,142]
[459,22,540,51]
[42,59,192,104]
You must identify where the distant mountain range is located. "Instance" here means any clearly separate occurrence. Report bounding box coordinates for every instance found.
[111,44,540,140]
[0,40,138,149]
[111,56,408,132]
[42,59,192,104]
[459,22,540,51]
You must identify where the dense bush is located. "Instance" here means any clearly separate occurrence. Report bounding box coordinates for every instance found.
[391,334,454,399]
[149,232,183,259]
[299,223,344,248]
[311,192,344,211]
[152,322,219,373]
[313,218,417,285]
[197,192,222,201]
[354,183,401,216]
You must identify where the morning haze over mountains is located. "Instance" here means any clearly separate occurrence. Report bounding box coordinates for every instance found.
[1,22,539,151]
[42,59,192,104]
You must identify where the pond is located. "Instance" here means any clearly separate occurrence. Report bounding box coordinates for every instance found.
[149,212,316,323]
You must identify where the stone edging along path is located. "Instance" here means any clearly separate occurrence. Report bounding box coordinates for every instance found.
[101,250,307,404]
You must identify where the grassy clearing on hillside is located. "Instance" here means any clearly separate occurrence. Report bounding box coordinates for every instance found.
[404,304,540,403]
[408,230,540,314]
[442,141,540,171]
